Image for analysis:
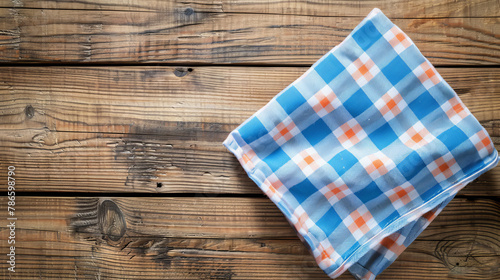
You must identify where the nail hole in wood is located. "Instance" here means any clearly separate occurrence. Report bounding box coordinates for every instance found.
[157,182,163,188]
[184,7,194,16]
[174,68,191,77]
[25,105,35,119]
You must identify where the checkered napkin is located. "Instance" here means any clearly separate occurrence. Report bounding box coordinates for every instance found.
[222,8,498,279]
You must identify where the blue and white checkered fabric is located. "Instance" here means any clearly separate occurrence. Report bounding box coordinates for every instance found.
[223,8,498,279]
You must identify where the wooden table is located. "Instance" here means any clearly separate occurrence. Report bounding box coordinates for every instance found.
[1,1,499,279]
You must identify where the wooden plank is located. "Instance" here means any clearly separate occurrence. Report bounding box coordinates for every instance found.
[1,0,498,18]
[1,129,499,195]
[0,196,498,279]
[1,66,499,194]
[0,8,498,65]
[0,66,497,132]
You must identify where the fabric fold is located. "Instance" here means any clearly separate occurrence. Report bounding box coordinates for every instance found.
[222,8,498,279]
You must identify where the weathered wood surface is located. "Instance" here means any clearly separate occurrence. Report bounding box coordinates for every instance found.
[0,5,498,64]
[0,1,498,279]
[0,196,499,279]
[1,0,498,17]
[0,66,499,195]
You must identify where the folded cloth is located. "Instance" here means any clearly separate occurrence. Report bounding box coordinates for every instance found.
[222,8,498,279]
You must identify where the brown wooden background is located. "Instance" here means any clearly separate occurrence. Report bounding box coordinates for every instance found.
[0,0,499,279]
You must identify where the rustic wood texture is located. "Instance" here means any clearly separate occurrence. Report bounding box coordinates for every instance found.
[0,196,499,279]
[0,5,498,64]
[0,66,499,195]
[1,0,498,17]
[0,1,499,279]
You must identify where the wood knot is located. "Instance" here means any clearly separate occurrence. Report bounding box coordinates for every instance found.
[173,67,193,77]
[98,200,127,243]
[184,7,194,16]
[435,236,500,277]
[25,105,35,119]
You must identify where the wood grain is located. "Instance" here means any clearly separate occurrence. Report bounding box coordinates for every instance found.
[0,2,498,279]
[1,128,499,196]
[1,0,499,18]
[0,196,498,279]
[0,7,498,64]
[0,66,499,194]
[2,67,499,128]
